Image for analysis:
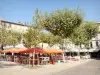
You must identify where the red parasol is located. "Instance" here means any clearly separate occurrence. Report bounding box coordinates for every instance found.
[20,47,44,54]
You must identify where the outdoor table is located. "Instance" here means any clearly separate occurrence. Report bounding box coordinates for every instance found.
[39,57,49,65]
[29,59,39,65]
[14,56,18,62]
[17,56,23,64]
[10,56,14,62]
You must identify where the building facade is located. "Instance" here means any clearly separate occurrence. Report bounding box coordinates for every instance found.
[0,20,28,33]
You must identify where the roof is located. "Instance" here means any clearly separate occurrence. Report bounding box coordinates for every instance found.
[0,20,29,27]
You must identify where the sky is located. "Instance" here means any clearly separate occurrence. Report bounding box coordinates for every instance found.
[0,0,100,23]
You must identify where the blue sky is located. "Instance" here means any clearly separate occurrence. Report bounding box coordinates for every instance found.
[0,0,100,23]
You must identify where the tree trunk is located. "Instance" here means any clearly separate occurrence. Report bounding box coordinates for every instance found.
[42,42,43,48]
[78,43,81,59]
[32,53,35,67]
[0,44,4,50]
[29,56,30,67]
[62,39,65,62]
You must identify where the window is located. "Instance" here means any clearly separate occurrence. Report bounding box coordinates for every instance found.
[96,41,99,47]
[8,23,11,28]
[90,42,93,48]
[3,22,6,27]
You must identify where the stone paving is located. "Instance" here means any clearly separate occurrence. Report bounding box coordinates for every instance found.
[53,59,100,75]
[0,59,91,75]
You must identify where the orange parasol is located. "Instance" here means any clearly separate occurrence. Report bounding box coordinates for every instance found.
[3,48,16,53]
[44,49,63,54]
[20,48,44,54]
[11,48,27,53]
[3,48,27,53]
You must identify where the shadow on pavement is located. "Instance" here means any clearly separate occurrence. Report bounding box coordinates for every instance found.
[0,61,18,68]
[91,57,100,60]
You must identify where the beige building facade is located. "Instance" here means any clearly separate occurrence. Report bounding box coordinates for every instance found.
[0,20,28,33]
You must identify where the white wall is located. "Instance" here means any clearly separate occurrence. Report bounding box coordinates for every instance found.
[2,22,28,33]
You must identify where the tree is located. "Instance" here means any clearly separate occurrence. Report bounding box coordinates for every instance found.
[6,30,22,47]
[23,27,40,48]
[70,25,87,46]
[33,8,84,62]
[39,32,63,48]
[32,8,43,30]
[0,27,8,50]
[36,8,84,38]
[70,22,99,57]
[70,22,99,49]
[84,22,99,49]
[0,28,22,50]
[84,22,99,40]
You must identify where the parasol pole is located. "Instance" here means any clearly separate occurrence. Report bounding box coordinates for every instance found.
[28,51,30,67]
[32,52,35,67]
[33,46,36,67]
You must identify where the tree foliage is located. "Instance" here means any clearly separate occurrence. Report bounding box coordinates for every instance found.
[38,32,63,47]
[32,8,42,30]
[0,28,22,50]
[70,22,99,48]
[70,26,88,46]
[6,30,22,46]
[23,27,40,48]
[36,8,84,38]
[83,22,99,40]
